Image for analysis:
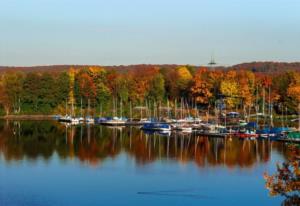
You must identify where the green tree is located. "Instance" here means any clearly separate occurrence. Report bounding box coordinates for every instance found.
[147,73,165,102]
[2,71,24,113]
[22,72,40,112]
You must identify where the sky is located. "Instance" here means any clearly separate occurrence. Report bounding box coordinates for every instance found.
[0,0,299,66]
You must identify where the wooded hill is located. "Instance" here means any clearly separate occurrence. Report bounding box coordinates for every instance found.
[0,61,300,73]
[0,61,299,116]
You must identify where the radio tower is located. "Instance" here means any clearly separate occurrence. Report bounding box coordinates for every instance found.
[208,53,216,70]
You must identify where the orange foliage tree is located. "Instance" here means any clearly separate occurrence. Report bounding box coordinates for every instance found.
[190,68,213,105]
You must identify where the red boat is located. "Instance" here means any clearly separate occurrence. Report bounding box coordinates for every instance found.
[234,132,258,139]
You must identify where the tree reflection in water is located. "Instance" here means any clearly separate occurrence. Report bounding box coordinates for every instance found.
[264,145,300,206]
[0,120,294,170]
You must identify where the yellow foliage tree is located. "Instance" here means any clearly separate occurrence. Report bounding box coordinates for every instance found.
[220,71,239,108]
[177,66,193,92]
[220,81,239,108]
[68,67,76,107]
[287,72,300,103]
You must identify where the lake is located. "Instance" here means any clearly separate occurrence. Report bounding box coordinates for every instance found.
[0,120,296,206]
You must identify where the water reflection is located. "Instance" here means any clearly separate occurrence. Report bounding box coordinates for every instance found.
[0,120,293,169]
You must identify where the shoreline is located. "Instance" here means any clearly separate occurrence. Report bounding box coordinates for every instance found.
[0,115,54,120]
[0,114,298,121]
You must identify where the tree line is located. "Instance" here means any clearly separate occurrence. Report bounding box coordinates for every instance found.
[0,65,299,116]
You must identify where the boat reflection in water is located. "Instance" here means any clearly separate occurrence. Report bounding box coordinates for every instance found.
[0,120,298,205]
[0,120,291,168]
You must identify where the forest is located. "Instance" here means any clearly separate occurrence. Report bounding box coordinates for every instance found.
[0,63,299,116]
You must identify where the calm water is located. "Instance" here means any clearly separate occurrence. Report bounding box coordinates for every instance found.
[0,120,296,205]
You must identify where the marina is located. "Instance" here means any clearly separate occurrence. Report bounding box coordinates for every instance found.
[55,104,300,143]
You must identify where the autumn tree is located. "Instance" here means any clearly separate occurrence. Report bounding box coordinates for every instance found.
[220,70,239,108]
[74,69,97,106]
[237,70,255,107]
[190,68,213,105]
[2,71,24,113]
[147,73,165,102]
[287,71,300,111]
[0,75,10,115]
[176,66,193,97]
[264,145,300,206]
[128,67,159,104]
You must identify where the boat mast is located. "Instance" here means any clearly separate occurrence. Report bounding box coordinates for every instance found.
[181,98,183,119]
[224,101,227,128]
[298,103,300,131]
[186,100,190,118]
[269,86,273,128]
[285,106,288,126]
[263,87,265,126]
[158,100,161,120]
[113,97,115,117]
[175,99,177,119]
[88,99,90,117]
[71,99,74,117]
[80,98,83,117]
[100,103,102,117]
[130,101,132,119]
[248,104,251,123]
[120,98,122,118]
[256,84,259,126]
[167,99,170,119]
[281,104,284,128]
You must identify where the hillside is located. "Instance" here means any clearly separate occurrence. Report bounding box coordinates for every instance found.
[0,62,299,73]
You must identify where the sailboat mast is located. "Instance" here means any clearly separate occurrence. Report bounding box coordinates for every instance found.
[181,98,183,119]
[88,99,90,117]
[113,97,115,117]
[256,84,259,125]
[100,103,102,117]
[130,101,132,119]
[167,99,170,119]
[298,103,300,131]
[71,99,74,117]
[269,86,273,127]
[175,99,177,119]
[120,98,122,118]
[262,88,265,115]
[80,98,83,117]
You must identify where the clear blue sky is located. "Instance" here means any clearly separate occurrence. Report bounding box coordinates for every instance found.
[0,0,299,66]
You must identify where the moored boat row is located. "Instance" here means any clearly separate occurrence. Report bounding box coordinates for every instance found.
[56,106,300,143]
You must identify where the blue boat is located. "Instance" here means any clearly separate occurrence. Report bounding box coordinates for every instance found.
[256,128,271,138]
[94,117,110,124]
[257,127,291,139]
[141,122,171,131]
[142,130,171,137]
[245,122,258,129]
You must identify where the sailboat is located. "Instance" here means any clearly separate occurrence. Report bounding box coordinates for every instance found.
[101,98,126,126]
[286,104,300,141]
[173,123,193,133]
[85,99,94,124]
[125,104,150,126]
[141,122,171,131]
[78,98,84,123]
[58,100,80,124]
[94,103,108,124]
